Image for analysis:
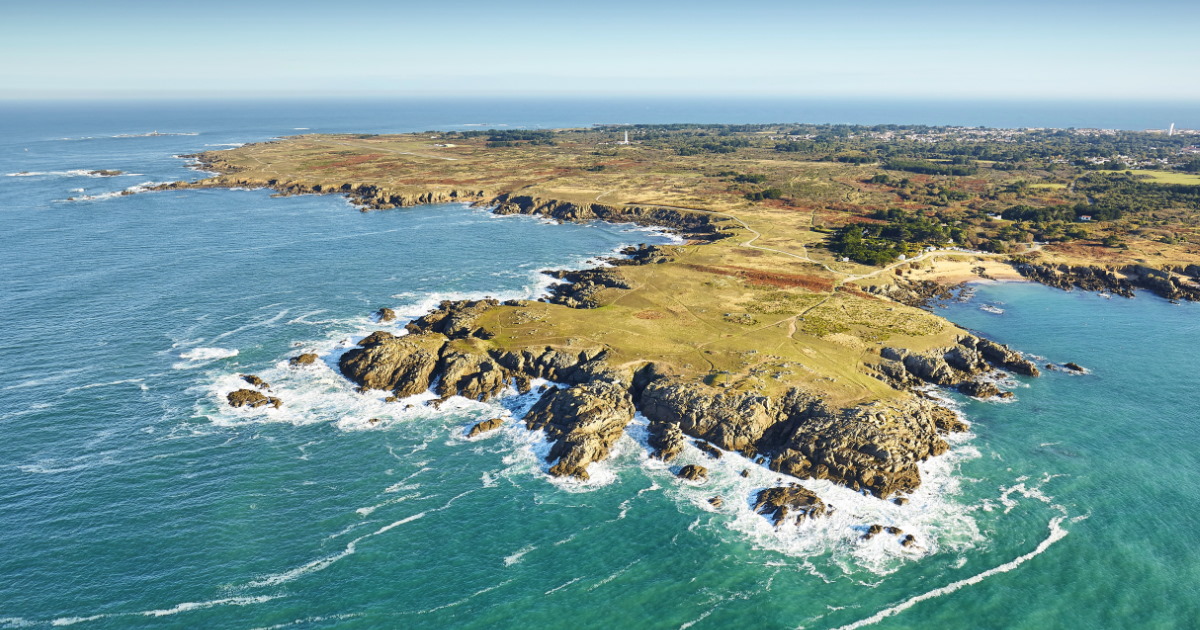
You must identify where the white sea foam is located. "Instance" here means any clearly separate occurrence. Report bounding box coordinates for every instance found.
[544,576,583,595]
[49,595,280,626]
[175,347,238,368]
[63,181,168,202]
[503,544,536,566]
[587,558,641,591]
[626,411,987,576]
[355,492,422,517]
[245,512,427,588]
[5,169,131,178]
[831,515,1080,630]
[410,579,514,615]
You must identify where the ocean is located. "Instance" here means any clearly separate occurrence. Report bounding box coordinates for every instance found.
[0,100,1197,629]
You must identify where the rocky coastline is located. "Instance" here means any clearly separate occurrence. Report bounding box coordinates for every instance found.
[330,292,1044,508]
[194,152,1052,528]
[1014,261,1200,302]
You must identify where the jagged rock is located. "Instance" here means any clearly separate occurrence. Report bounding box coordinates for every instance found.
[240,374,269,390]
[648,420,685,462]
[695,441,723,459]
[524,381,635,480]
[885,526,903,535]
[958,379,1002,399]
[708,496,723,508]
[543,268,631,308]
[765,394,954,498]
[406,299,499,339]
[639,379,778,455]
[968,337,1040,377]
[227,388,281,409]
[1064,362,1085,372]
[930,405,968,434]
[893,497,910,506]
[754,486,827,526]
[740,469,751,478]
[374,307,397,322]
[863,524,884,540]
[289,353,319,366]
[882,335,1039,390]
[338,331,447,397]
[676,464,708,482]
[467,417,504,437]
[902,534,917,547]
[436,349,510,402]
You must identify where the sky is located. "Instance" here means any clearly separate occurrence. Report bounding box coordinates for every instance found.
[2,0,1198,101]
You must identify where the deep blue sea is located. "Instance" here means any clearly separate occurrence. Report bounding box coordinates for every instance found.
[1,100,1197,629]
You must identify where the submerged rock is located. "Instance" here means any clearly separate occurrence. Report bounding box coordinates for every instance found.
[958,379,1002,399]
[289,353,319,366]
[227,388,282,409]
[240,374,270,390]
[1064,362,1085,372]
[753,486,827,526]
[676,464,708,482]
[524,381,635,480]
[467,417,505,438]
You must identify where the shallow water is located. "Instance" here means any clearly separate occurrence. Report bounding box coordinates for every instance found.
[1,102,1197,629]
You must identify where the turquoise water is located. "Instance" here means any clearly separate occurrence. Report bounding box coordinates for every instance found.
[1,102,1198,629]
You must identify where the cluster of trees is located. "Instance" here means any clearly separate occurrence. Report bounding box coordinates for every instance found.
[745,188,784,201]
[884,158,979,176]
[827,210,961,265]
[674,137,751,155]
[1075,172,1200,217]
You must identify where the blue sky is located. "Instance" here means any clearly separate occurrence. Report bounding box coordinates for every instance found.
[2,0,1197,100]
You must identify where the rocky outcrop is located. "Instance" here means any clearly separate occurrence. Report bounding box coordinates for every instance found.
[338,331,447,397]
[374,307,397,322]
[467,417,505,438]
[877,334,1038,396]
[227,388,282,409]
[754,486,828,526]
[240,374,270,390]
[151,175,489,212]
[406,299,500,339]
[647,420,685,462]
[958,379,1001,399]
[677,464,708,482]
[289,353,319,366]
[490,193,725,241]
[523,382,635,480]
[764,396,956,497]
[542,268,631,309]
[1016,262,1200,302]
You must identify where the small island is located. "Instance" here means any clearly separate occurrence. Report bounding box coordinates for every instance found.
[173,124,1200,522]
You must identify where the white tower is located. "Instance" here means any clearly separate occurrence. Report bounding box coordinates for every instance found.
[624,131,629,144]
[1169,123,1175,136]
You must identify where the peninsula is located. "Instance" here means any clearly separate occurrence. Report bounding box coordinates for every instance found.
[187,124,1200,526]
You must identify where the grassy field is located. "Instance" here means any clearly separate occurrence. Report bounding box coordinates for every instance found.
[1128,169,1200,185]
[180,128,1200,405]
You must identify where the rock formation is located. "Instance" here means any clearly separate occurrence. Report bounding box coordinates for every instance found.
[289,353,319,366]
[467,417,505,438]
[374,307,397,322]
[754,486,828,526]
[523,382,635,480]
[676,464,708,482]
[227,389,282,409]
